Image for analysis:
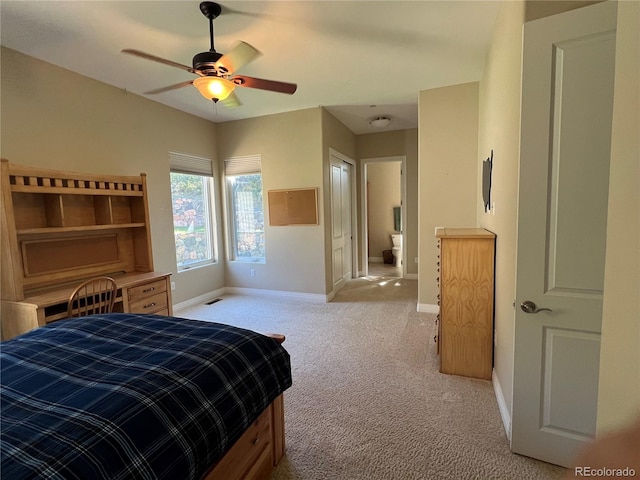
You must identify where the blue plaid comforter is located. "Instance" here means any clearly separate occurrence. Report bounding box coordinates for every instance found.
[0,313,292,479]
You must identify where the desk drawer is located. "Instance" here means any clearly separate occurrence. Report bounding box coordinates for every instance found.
[127,279,167,302]
[128,291,168,314]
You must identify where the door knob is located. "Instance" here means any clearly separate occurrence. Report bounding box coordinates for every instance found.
[520,300,552,314]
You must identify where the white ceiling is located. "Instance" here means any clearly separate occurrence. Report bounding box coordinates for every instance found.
[0,1,500,135]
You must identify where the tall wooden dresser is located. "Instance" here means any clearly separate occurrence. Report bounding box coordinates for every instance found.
[1,160,172,340]
[435,228,495,380]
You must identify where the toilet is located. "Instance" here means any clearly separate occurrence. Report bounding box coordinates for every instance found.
[391,234,402,268]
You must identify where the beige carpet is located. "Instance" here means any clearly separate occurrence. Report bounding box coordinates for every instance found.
[178,272,566,480]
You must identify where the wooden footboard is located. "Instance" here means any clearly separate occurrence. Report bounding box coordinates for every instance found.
[202,394,285,480]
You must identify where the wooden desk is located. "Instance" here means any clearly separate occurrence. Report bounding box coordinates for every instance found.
[1,272,173,340]
[1,161,172,341]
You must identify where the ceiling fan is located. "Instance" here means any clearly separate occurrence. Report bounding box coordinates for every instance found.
[122,1,297,106]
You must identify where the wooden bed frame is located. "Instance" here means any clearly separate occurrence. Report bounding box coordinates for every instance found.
[203,333,287,480]
[204,393,285,480]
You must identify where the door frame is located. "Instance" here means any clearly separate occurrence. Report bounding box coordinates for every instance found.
[329,148,357,286]
[360,155,407,277]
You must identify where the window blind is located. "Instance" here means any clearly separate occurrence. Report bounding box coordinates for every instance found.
[169,152,213,176]
[224,155,261,176]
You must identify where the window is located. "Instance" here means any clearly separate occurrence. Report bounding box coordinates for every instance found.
[169,152,216,270]
[225,155,265,262]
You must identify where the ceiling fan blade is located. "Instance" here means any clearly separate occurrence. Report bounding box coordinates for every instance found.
[144,80,194,95]
[122,49,197,74]
[222,91,242,108]
[215,41,261,75]
[231,75,297,95]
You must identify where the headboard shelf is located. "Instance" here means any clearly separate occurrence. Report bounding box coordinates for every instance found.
[12,192,146,229]
[16,223,147,236]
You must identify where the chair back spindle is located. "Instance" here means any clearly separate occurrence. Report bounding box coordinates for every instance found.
[67,277,118,317]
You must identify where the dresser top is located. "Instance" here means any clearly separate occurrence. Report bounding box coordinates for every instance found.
[435,228,495,239]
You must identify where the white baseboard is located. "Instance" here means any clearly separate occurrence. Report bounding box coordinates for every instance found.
[417,303,439,313]
[404,273,418,280]
[492,369,512,441]
[224,286,328,303]
[368,257,384,263]
[173,288,226,313]
[174,285,341,312]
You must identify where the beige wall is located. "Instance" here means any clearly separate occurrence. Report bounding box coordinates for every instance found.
[477,0,526,422]
[0,47,223,305]
[217,108,327,295]
[366,162,401,261]
[356,129,419,276]
[0,47,374,301]
[597,0,640,434]
[418,82,479,307]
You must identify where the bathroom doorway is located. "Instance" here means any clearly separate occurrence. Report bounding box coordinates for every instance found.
[361,156,406,278]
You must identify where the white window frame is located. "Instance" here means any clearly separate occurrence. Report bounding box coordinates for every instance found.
[224,155,265,263]
[169,152,217,271]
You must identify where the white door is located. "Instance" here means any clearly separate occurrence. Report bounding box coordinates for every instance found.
[331,152,353,291]
[511,2,617,467]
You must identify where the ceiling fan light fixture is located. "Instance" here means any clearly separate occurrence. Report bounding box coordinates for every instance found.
[193,76,235,102]
[370,116,391,128]
[122,2,296,105]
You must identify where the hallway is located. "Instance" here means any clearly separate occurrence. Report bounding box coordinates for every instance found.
[367,262,402,279]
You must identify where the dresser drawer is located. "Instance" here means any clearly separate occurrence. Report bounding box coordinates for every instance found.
[127,279,167,302]
[128,291,168,314]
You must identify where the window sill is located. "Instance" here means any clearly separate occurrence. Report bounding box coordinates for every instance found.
[229,258,265,264]
[177,261,218,273]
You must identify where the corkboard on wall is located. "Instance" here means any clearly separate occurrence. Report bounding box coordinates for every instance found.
[268,188,318,226]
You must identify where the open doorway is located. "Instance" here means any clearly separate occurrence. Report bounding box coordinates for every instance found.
[361,156,406,278]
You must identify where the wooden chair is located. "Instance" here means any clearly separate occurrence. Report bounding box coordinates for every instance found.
[67,277,118,317]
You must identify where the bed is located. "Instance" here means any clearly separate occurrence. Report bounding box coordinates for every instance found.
[0,313,292,480]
